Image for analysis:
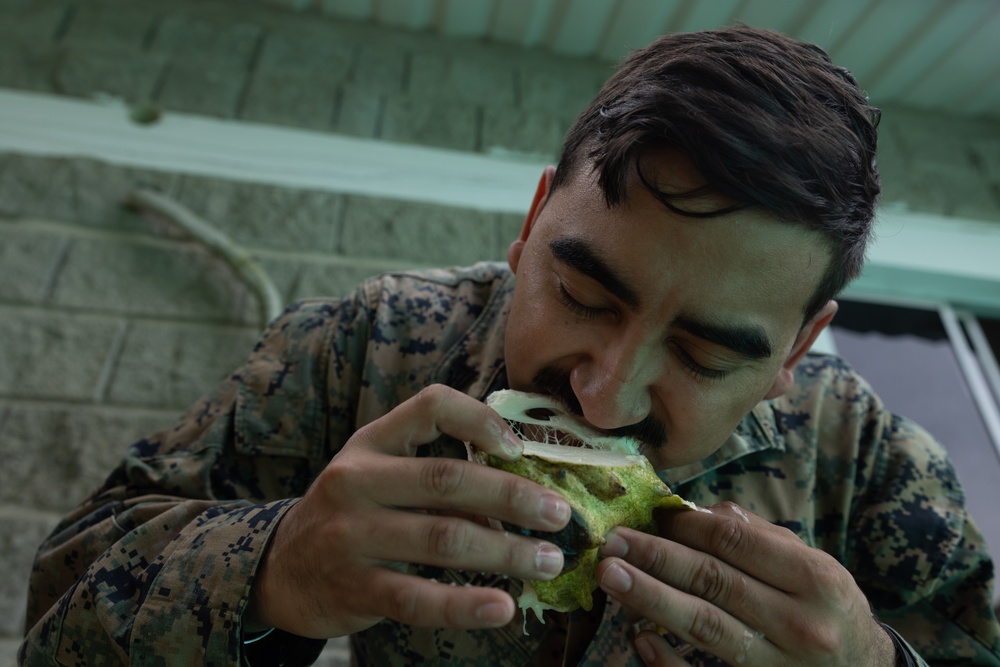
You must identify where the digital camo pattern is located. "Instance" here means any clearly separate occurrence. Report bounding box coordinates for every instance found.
[20,262,1000,666]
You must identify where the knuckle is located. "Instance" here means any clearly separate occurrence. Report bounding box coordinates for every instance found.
[640,537,672,578]
[420,458,467,498]
[788,616,840,656]
[499,475,530,512]
[388,582,421,622]
[416,384,449,413]
[801,552,844,596]
[317,453,353,486]
[707,517,750,561]
[689,556,730,605]
[688,604,726,648]
[426,518,468,560]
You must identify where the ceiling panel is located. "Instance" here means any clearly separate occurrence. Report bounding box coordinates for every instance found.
[321,0,1000,119]
[596,0,676,61]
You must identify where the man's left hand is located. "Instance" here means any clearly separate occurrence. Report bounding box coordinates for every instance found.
[595,502,897,666]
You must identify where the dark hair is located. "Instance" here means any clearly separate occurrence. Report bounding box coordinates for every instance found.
[552,25,881,323]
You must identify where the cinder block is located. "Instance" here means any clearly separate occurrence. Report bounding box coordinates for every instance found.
[409,53,516,108]
[150,14,262,71]
[971,139,1000,181]
[0,223,65,304]
[339,196,496,265]
[519,60,606,114]
[0,0,69,43]
[0,406,171,511]
[257,28,355,80]
[157,61,248,118]
[0,309,120,401]
[241,70,338,131]
[335,83,383,139]
[107,321,260,410]
[49,237,256,324]
[0,39,59,92]
[885,106,973,169]
[481,107,566,160]
[896,163,1000,220]
[71,159,182,230]
[53,45,168,101]
[380,95,479,151]
[0,155,78,222]
[257,254,406,305]
[0,155,181,230]
[0,507,61,638]
[60,4,156,51]
[352,45,407,94]
[173,176,344,253]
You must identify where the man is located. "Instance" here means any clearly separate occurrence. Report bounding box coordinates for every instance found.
[20,25,1000,667]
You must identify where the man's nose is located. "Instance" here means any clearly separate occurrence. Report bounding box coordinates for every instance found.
[573,339,660,430]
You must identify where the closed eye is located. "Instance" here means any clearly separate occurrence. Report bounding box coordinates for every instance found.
[556,281,607,320]
[671,343,729,382]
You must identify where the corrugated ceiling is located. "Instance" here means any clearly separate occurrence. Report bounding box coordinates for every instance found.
[320,0,1000,119]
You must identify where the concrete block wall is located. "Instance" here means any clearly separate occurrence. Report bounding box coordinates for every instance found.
[1,0,999,663]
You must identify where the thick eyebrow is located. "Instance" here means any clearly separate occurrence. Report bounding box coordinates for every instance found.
[674,314,773,360]
[549,237,640,311]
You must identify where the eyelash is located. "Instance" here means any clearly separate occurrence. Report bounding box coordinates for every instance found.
[556,282,606,320]
[673,345,729,382]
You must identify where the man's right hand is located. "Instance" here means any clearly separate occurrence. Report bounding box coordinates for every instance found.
[244,384,572,639]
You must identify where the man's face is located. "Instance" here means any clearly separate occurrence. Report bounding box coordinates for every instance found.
[504,152,832,471]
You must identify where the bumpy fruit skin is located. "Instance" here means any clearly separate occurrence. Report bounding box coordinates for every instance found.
[469,390,697,627]
[485,443,694,623]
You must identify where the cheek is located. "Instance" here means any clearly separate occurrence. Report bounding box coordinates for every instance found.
[662,380,766,456]
[505,292,558,385]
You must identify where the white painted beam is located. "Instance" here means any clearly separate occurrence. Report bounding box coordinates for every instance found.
[0,89,545,215]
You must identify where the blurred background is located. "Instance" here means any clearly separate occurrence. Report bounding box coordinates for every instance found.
[1,1,999,664]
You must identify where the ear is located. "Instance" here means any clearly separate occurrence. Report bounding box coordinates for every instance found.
[508,165,556,273]
[763,300,838,400]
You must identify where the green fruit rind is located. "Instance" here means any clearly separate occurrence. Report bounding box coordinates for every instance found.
[485,441,694,622]
[470,390,699,629]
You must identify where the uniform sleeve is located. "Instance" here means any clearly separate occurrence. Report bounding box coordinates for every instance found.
[849,406,1000,666]
[19,296,372,667]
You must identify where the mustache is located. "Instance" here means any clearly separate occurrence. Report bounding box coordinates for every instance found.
[530,366,667,451]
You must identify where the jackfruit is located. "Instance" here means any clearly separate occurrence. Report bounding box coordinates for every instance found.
[469,390,697,625]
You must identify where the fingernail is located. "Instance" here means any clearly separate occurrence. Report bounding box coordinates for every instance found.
[539,494,570,527]
[502,429,522,457]
[600,530,629,558]
[475,601,510,627]
[635,635,655,664]
[601,562,633,593]
[536,544,564,577]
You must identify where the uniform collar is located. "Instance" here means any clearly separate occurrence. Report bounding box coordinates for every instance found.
[431,267,514,398]
[658,401,785,487]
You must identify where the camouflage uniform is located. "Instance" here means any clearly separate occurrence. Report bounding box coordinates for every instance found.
[21,263,1000,666]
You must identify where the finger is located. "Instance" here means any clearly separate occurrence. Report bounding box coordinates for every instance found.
[603,527,767,617]
[655,502,809,591]
[373,454,571,531]
[603,527,796,647]
[597,557,775,665]
[361,509,565,582]
[355,384,523,460]
[634,631,690,667]
[365,565,516,630]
